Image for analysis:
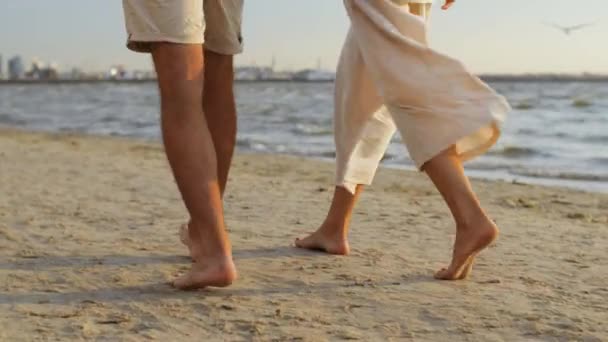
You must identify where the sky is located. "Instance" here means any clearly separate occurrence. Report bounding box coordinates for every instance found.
[1,0,607,74]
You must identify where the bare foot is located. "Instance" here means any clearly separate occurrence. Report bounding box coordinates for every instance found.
[295,230,350,255]
[172,257,237,290]
[434,217,498,280]
[174,219,236,290]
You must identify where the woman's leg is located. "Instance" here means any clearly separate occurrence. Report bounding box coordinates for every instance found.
[422,146,498,280]
[295,185,363,255]
[295,3,436,254]
[295,27,393,254]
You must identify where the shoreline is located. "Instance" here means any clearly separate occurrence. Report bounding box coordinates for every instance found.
[1,128,607,340]
[2,75,608,85]
[0,78,333,85]
[2,125,606,194]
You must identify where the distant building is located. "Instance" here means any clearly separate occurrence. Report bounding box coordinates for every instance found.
[40,64,59,80]
[235,63,335,82]
[235,66,275,81]
[8,56,25,80]
[292,69,335,82]
[70,67,84,80]
[131,70,156,80]
[271,70,293,81]
[29,59,42,78]
[23,59,59,80]
[0,54,3,79]
[109,65,127,80]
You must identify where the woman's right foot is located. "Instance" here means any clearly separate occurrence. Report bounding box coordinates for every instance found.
[434,215,499,280]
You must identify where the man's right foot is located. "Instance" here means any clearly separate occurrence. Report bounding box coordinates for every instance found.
[173,257,237,290]
[295,228,350,255]
[173,220,237,290]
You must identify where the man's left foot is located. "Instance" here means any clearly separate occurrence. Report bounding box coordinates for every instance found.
[172,256,237,290]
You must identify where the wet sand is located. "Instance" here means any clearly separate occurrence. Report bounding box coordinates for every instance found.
[1,128,606,341]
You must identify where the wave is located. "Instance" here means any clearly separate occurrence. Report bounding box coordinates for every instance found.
[487,146,549,158]
[572,99,593,108]
[582,135,608,144]
[591,157,608,166]
[514,102,535,110]
[510,169,608,182]
[99,115,122,123]
[291,124,332,136]
[236,138,268,151]
[516,128,537,135]
[320,151,336,158]
[0,113,27,126]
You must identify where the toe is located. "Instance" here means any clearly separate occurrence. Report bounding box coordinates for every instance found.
[434,267,448,279]
[172,272,206,291]
[172,274,190,290]
[434,267,460,280]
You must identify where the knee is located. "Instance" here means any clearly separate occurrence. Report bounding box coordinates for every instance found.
[152,44,205,106]
[158,79,202,110]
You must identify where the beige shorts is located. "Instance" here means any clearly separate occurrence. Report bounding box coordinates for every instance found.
[122,0,244,54]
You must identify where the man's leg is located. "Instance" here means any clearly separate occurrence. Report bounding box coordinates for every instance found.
[421,147,498,280]
[179,50,237,253]
[179,0,243,251]
[152,43,236,289]
[203,50,237,196]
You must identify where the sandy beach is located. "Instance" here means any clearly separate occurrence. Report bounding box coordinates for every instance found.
[0,128,606,341]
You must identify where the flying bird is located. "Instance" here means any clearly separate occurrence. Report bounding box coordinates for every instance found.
[544,22,596,35]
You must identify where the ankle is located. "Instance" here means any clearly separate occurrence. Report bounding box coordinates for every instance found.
[456,213,496,234]
[454,206,487,227]
[188,224,231,256]
[320,230,348,241]
[318,225,348,241]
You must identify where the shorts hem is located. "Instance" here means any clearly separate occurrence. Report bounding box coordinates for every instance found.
[203,42,244,56]
[126,34,204,53]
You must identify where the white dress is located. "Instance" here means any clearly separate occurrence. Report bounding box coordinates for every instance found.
[334,0,510,193]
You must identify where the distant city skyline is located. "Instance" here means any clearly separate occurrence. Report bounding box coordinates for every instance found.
[1,0,607,74]
[0,53,334,74]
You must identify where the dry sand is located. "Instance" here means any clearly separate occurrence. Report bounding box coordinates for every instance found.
[1,128,607,341]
